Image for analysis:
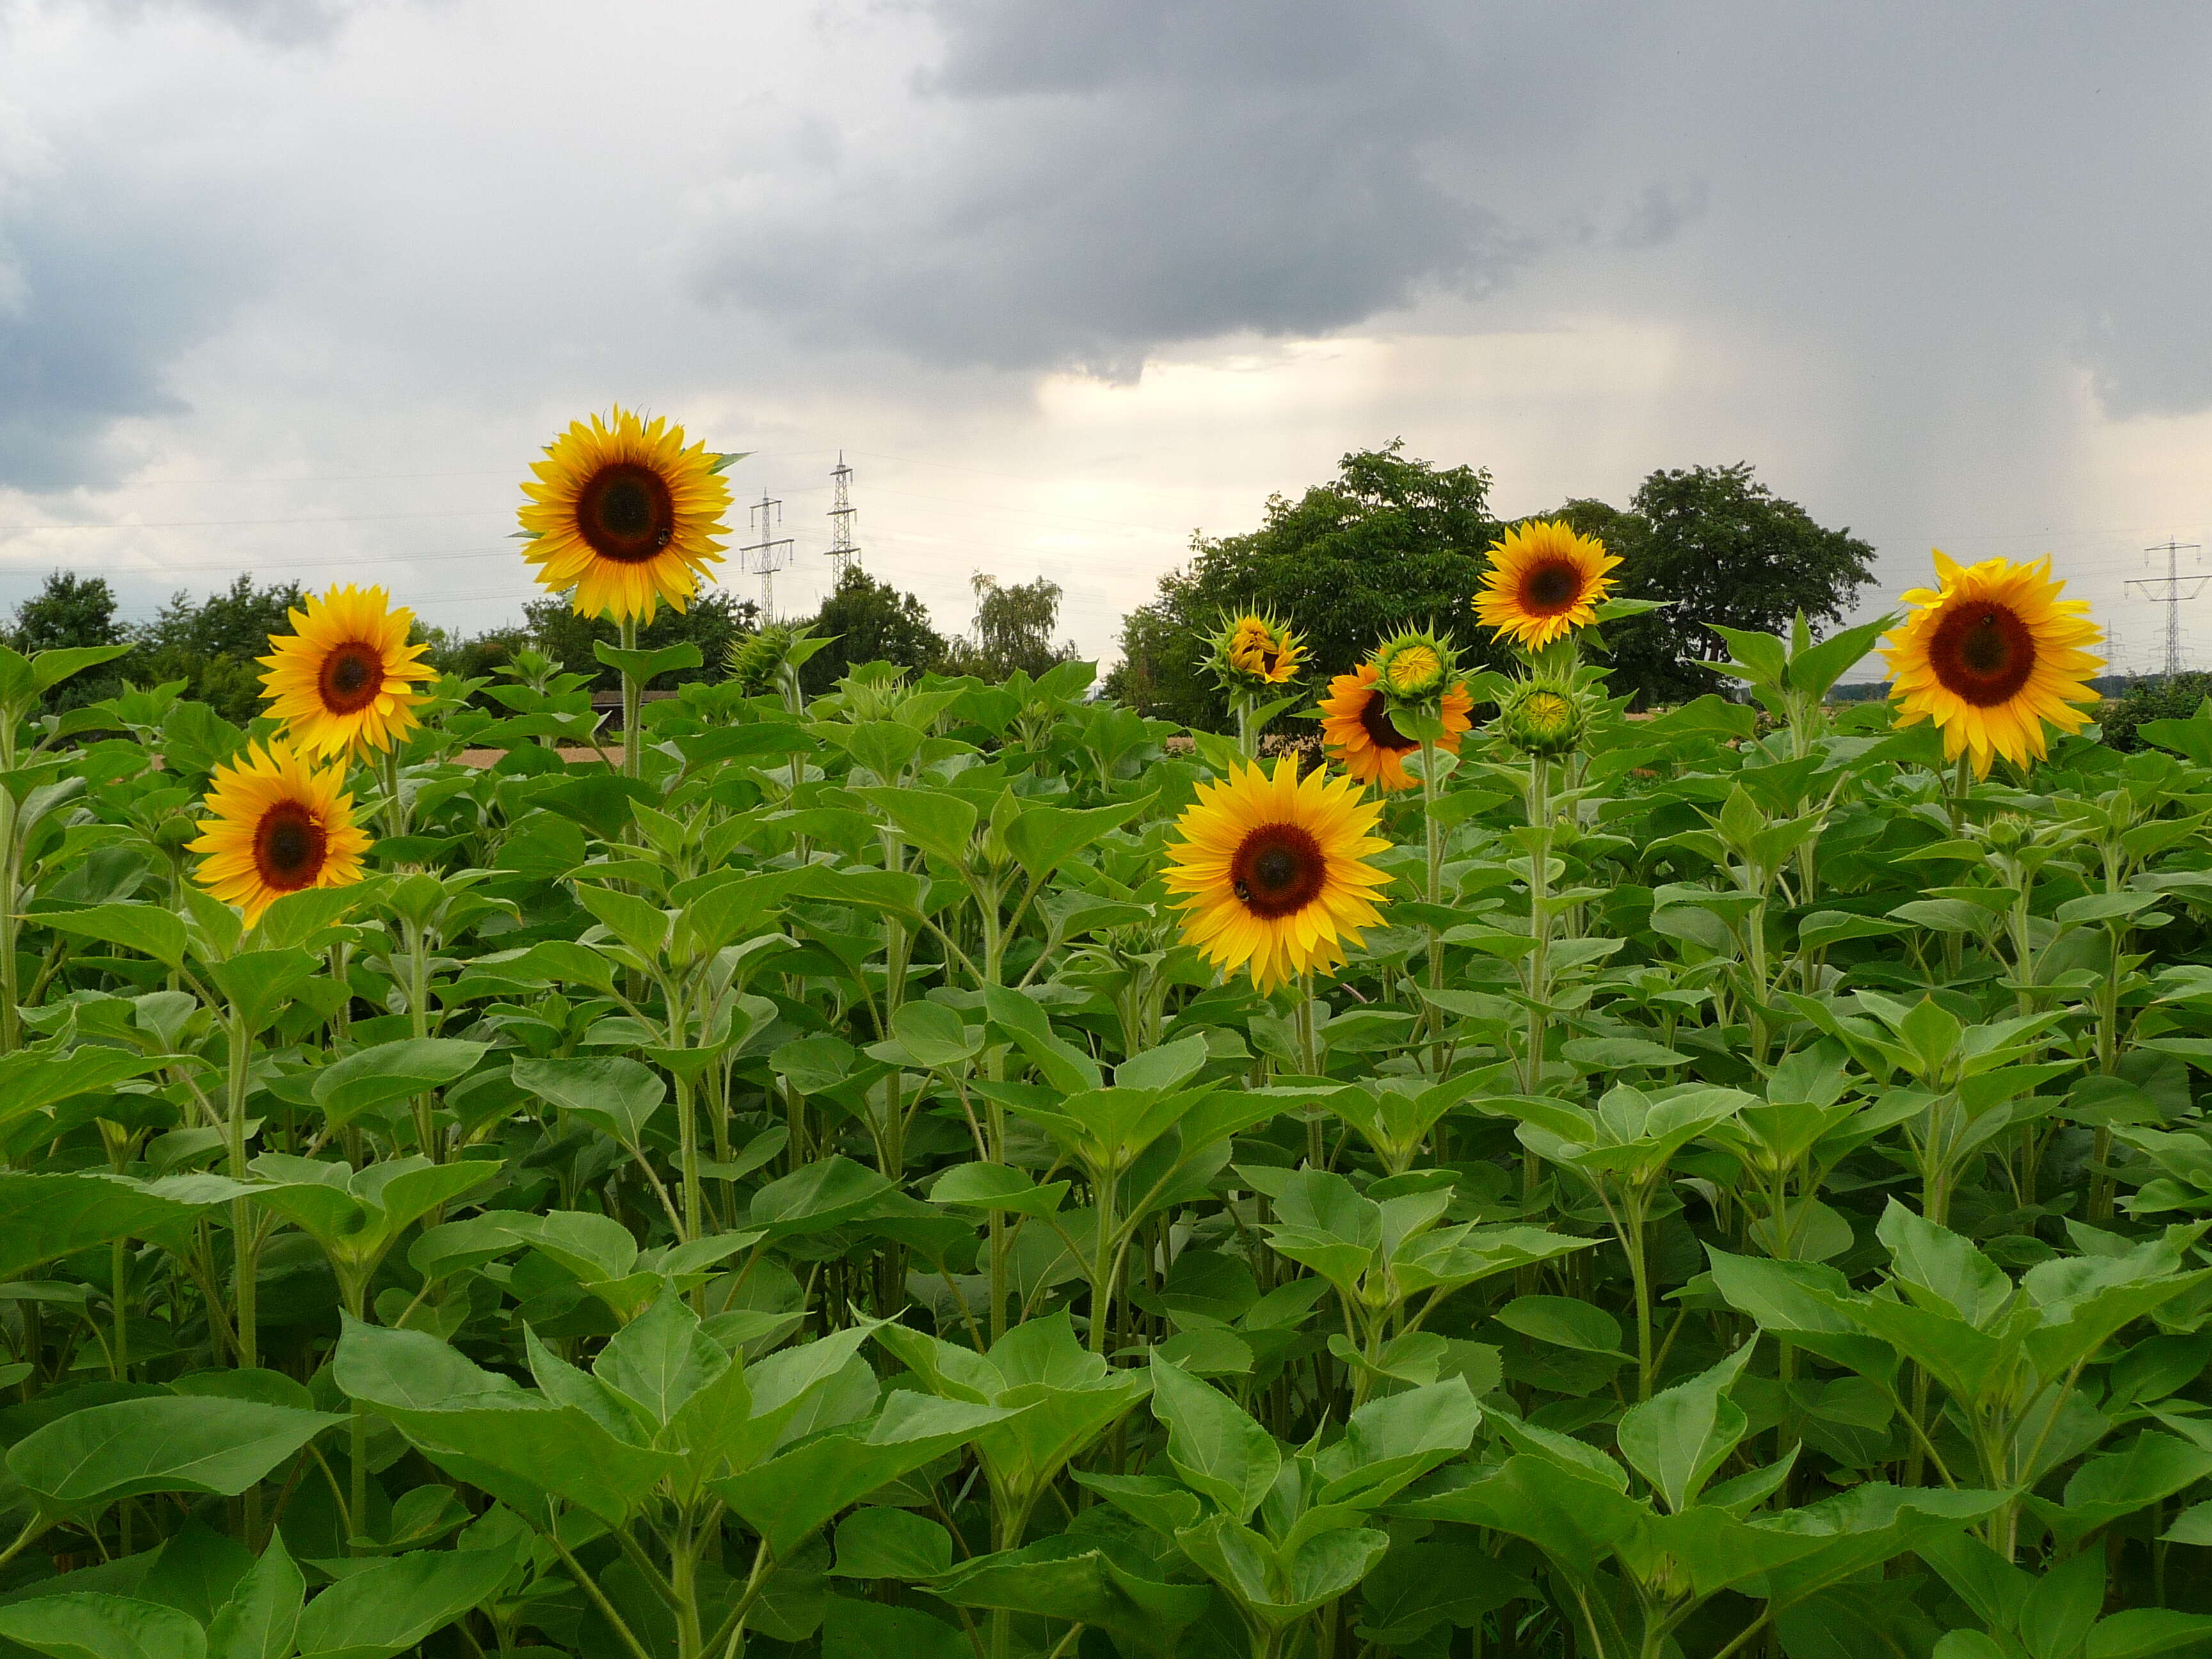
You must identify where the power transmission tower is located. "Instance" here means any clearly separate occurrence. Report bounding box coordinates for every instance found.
[826,452,862,582]
[2127,540,2206,679]
[741,492,794,620]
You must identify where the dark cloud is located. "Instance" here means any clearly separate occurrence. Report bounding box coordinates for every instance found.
[0,164,250,489]
[696,0,1540,374]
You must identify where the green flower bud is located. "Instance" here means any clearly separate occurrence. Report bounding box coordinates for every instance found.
[1499,681,1588,757]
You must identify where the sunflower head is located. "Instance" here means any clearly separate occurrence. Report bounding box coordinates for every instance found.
[1208,611,1305,691]
[1475,520,1622,652]
[1161,755,1393,993]
[1318,662,1476,792]
[187,741,373,927]
[728,622,801,698]
[1498,680,1590,758]
[1880,551,2104,778]
[1372,629,1460,706]
[257,585,435,762]
[518,406,733,624]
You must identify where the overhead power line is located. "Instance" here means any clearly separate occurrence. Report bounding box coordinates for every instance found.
[2127,541,2206,679]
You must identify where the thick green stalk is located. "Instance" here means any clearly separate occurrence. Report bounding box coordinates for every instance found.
[620,614,643,780]
[226,1009,257,1370]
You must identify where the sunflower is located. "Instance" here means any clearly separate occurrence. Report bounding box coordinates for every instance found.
[1474,520,1621,650]
[1212,613,1305,688]
[1881,551,2104,776]
[1498,680,1589,757]
[1162,755,1391,992]
[257,586,434,761]
[188,741,373,926]
[517,406,733,623]
[1319,662,1475,791]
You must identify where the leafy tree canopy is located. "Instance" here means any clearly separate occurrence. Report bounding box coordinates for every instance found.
[1107,442,1501,730]
[943,573,1077,683]
[1548,463,1879,707]
[801,566,948,693]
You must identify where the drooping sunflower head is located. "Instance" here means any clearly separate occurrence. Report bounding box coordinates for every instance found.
[1318,662,1475,792]
[1208,611,1305,690]
[518,406,733,624]
[257,585,435,761]
[187,741,373,927]
[1372,628,1460,706]
[1161,755,1392,993]
[1880,551,2104,777]
[1498,680,1590,758]
[1475,520,1621,651]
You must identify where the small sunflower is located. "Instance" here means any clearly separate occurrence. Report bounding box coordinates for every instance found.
[518,406,733,623]
[1319,662,1475,792]
[1499,681,1589,757]
[1211,612,1306,689]
[1374,629,1458,703]
[1475,520,1621,650]
[257,586,434,761]
[1162,755,1391,993]
[188,741,373,926]
[1881,551,2104,776]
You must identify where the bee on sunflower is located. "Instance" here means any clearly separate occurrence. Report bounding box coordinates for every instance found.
[517,406,735,626]
[1318,661,1475,792]
[258,586,434,762]
[1474,520,1620,653]
[1162,755,1390,995]
[1881,551,2104,777]
[188,741,373,927]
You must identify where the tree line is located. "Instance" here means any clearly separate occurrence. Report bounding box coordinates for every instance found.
[6,447,1877,718]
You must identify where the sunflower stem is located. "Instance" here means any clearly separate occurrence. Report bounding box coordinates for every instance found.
[620,613,642,780]
[378,742,408,844]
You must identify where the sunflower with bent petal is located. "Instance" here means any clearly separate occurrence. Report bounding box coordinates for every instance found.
[1221,614,1304,685]
[1882,551,2104,777]
[1319,662,1475,792]
[257,586,434,761]
[1162,756,1391,992]
[1474,520,1621,651]
[188,741,373,927]
[518,406,733,623]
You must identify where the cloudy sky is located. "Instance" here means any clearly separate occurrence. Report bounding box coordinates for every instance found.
[3,0,2211,675]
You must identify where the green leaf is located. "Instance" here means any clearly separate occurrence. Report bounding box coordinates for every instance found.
[853,787,977,867]
[830,1508,954,1580]
[1000,801,1141,885]
[205,1535,304,1659]
[43,906,187,970]
[511,1056,666,1146]
[592,639,704,686]
[1148,1355,1278,1523]
[1491,1295,1625,1356]
[291,1546,515,1659]
[312,1040,488,1127]
[8,1398,344,1509]
[0,1596,205,1659]
[1617,1343,1754,1514]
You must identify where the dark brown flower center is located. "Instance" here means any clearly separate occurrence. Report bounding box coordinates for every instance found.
[1229,823,1326,919]
[1519,559,1583,614]
[1355,688,1415,753]
[317,642,385,714]
[577,462,677,565]
[1928,601,2036,707]
[253,803,328,892]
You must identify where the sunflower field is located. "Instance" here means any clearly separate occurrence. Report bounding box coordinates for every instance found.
[0,408,2206,1659]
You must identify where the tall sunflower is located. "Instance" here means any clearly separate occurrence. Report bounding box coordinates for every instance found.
[518,406,733,623]
[1319,662,1474,792]
[1162,756,1391,992]
[1474,520,1621,650]
[258,586,434,761]
[1882,551,2104,776]
[188,742,373,926]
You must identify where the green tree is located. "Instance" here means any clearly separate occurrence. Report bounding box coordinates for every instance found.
[522,588,758,691]
[945,573,1076,683]
[126,573,309,724]
[1106,442,1501,730]
[9,570,126,710]
[801,566,947,693]
[1567,463,1879,708]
